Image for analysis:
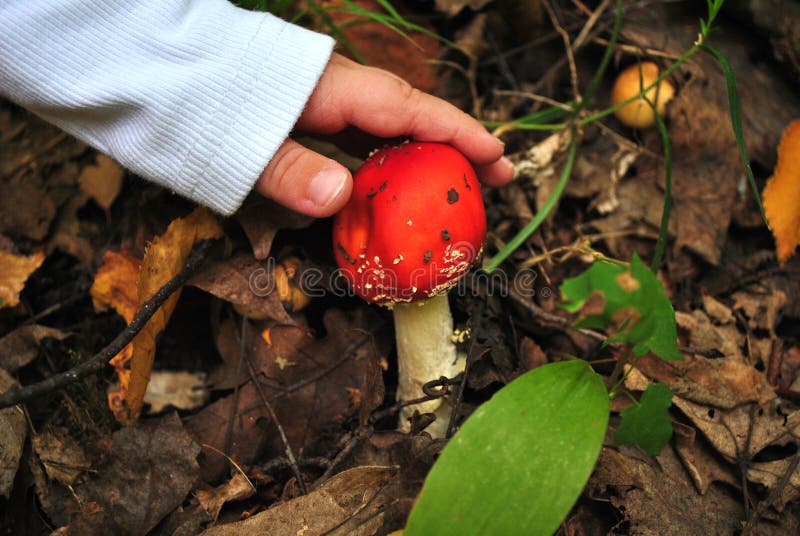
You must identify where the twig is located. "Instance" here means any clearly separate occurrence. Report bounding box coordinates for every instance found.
[543,0,580,101]
[0,240,214,409]
[312,429,368,489]
[223,313,249,463]
[239,318,308,495]
[573,0,610,49]
[201,444,256,492]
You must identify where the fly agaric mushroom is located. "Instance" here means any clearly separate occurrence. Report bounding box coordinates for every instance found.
[611,61,675,129]
[333,142,486,437]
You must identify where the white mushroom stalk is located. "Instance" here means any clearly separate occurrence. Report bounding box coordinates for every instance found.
[392,293,465,437]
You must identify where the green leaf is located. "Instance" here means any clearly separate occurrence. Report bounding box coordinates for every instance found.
[405,360,609,536]
[614,382,674,455]
[559,253,683,361]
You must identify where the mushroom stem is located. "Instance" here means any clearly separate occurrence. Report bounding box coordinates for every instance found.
[393,292,465,438]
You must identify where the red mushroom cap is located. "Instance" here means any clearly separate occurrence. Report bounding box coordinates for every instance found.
[333,142,486,305]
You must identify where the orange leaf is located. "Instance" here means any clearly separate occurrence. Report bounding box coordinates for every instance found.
[90,250,141,418]
[78,153,124,211]
[0,250,45,309]
[124,207,223,422]
[90,250,141,322]
[764,119,800,264]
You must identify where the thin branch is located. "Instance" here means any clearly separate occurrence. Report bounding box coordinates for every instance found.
[240,318,308,495]
[0,240,215,409]
[543,0,580,101]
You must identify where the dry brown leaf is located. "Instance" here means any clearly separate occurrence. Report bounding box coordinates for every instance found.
[587,447,755,535]
[673,396,800,462]
[78,153,124,211]
[195,473,255,522]
[763,119,800,263]
[0,369,27,499]
[0,177,56,241]
[190,254,294,325]
[50,413,200,535]
[31,427,91,486]
[121,207,223,421]
[46,193,96,264]
[0,324,70,372]
[323,1,441,93]
[199,466,394,536]
[748,457,800,511]
[235,196,313,260]
[188,308,384,482]
[631,353,774,409]
[143,370,209,414]
[0,249,44,309]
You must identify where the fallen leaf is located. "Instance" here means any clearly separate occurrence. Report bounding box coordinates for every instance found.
[587,447,760,535]
[200,466,394,536]
[673,397,800,462]
[0,249,45,309]
[78,153,124,212]
[187,308,385,482]
[0,176,56,241]
[46,193,96,264]
[190,254,294,325]
[630,353,774,409]
[124,207,223,421]
[763,119,800,263]
[701,295,735,325]
[672,423,738,495]
[53,413,200,535]
[731,282,787,336]
[323,0,441,93]
[195,473,255,522]
[143,370,209,414]
[90,249,141,418]
[235,196,312,260]
[0,369,27,499]
[748,457,800,511]
[0,324,70,372]
[31,427,91,486]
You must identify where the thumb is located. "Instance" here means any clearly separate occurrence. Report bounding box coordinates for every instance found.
[255,139,352,218]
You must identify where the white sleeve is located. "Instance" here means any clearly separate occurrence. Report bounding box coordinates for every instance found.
[0,0,334,215]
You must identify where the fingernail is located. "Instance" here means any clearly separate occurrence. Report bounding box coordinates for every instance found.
[495,137,506,149]
[308,162,347,207]
[500,156,513,169]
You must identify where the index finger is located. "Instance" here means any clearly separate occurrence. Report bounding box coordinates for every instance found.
[299,54,508,168]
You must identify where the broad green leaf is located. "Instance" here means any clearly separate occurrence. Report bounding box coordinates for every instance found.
[559,253,683,361]
[614,382,674,455]
[405,360,609,536]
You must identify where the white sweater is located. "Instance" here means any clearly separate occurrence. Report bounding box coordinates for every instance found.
[0,0,334,215]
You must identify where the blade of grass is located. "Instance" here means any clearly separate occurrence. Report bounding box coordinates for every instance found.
[647,98,673,272]
[574,0,622,113]
[306,1,368,64]
[485,135,578,271]
[700,43,767,225]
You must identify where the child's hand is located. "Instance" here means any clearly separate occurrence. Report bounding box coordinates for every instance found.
[255,53,513,217]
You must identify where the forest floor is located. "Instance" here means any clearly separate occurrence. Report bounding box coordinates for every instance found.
[2,1,800,534]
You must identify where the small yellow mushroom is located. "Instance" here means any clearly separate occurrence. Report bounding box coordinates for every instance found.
[611,62,675,129]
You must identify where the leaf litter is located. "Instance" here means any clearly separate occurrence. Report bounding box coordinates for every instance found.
[2,1,800,534]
